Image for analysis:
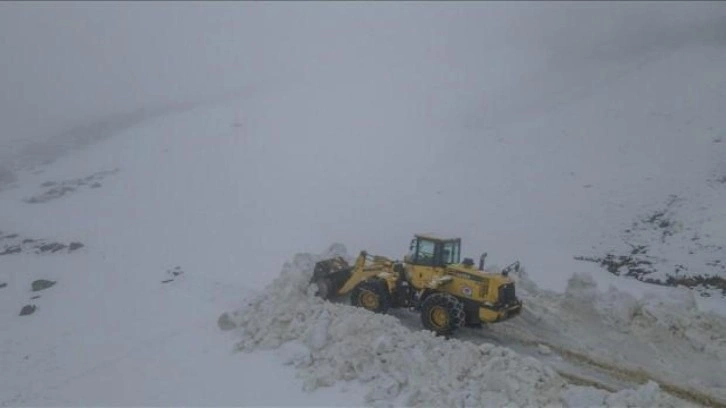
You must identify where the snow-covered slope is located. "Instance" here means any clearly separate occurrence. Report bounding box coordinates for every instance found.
[447,45,726,294]
[1,41,726,406]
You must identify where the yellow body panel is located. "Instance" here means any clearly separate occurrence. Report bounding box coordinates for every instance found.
[337,252,394,295]
[479,303,523,323]
[334,249,522,326]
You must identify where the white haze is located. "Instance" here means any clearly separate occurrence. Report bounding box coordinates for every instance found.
[1,2,724,143]
[1,1,725,275]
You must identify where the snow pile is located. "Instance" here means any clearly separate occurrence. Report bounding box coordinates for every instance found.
[563,381,674,408]
[221,246,691,407]
[499,269,726,404]
[562,273,726,361]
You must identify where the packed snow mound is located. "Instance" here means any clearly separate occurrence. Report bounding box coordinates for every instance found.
[220,246,691,407]
[561,272,726,361]
[495,268,726,404]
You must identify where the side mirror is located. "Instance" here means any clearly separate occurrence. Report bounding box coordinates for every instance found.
[479,252,488,271]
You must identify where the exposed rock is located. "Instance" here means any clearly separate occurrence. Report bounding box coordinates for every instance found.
[24,169,118,204]
[31,279,56,292]
[217,312,238,331]
[161,266,184,284]
[575,194,725,295]
[0,282,7,289]
[19,305,36,316]
[37,243,67,253]
[0,245,22,256]
[0,232,85,256]
[68,242,84,251]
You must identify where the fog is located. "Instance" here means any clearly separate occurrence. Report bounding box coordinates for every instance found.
[2,1,724,148]
[2,2,726,258]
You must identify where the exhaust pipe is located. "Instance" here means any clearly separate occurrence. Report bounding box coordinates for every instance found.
[479,252,487,271]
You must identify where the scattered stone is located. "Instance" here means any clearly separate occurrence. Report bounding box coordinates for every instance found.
[37,243,67,253]
[19,305,36,316]
[68,242,84,251]
[217,312,238,330]
[0,232,85,257]
[161,266,185,284]
[575,194,725,295]
[0,245,22,256]
[31,279,56,292]
[30,295,40,300]
[24,169,118,204]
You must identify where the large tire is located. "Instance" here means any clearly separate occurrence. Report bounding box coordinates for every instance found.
[351,279,392,313]
[420,293,465,336]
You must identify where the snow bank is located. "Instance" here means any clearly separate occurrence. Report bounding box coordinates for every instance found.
[562,272,726,361]
[500,268,726,405]
[221,245,692,407]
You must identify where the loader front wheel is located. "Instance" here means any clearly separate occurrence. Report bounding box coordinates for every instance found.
[421,293,465,336]
[351,279,391,314]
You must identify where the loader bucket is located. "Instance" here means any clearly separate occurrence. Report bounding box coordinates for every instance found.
[310,257,352,299]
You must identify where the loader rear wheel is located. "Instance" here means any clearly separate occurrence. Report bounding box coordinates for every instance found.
[351,279,391,314]
[421,293,465,336]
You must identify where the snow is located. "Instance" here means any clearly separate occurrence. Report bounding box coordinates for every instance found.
[220,245,710,407]
[0,250,366,406]
[486,268,726,403]
[1,21,726,407]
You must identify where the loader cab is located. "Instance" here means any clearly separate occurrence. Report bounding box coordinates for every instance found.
[407,234,461,267]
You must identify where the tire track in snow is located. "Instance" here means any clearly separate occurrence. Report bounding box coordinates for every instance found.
[468,310,726,408]
[391,307,726,407]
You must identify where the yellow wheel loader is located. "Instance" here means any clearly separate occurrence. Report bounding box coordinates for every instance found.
[310,234,523,336]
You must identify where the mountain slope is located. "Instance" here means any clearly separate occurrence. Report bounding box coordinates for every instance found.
[1,41,725,406]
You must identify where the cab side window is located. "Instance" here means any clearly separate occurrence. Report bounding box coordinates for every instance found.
[416,239,436,266]
[442,241,459,265]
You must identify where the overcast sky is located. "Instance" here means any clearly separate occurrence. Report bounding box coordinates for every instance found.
[1,1,725,148]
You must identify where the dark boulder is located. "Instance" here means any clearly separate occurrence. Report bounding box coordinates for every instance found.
[68,242,84,252]
[19,305,36,316]
[31,279,56,292]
